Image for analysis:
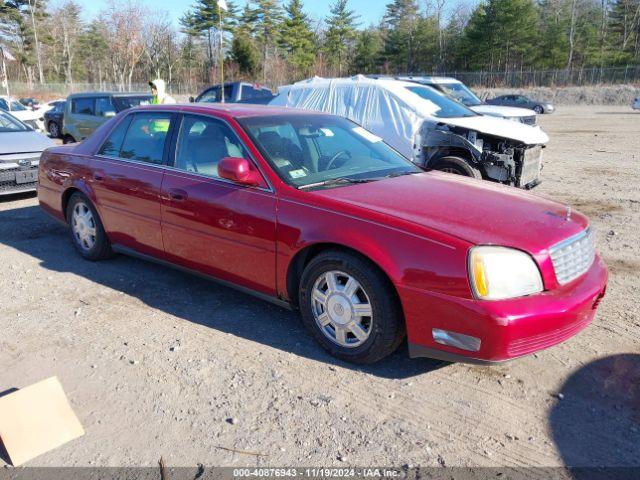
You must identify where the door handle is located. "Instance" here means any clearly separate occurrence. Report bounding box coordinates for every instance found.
[169,188,188,201]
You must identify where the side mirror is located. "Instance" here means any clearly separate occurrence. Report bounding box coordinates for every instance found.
[218,157,262,186]
[189,96,195,103]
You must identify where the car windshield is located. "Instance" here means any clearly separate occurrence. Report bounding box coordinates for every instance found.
[405,86,477,118]
[0,111,28,132]
[10,100,27,111]
[239,114,422,190]
[436,82,483,107]
[112,96,153,112]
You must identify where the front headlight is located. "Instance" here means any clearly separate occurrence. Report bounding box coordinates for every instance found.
[469,246,543,300]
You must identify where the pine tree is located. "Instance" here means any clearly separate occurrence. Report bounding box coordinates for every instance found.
[351,28,384,73]
[180,0,238,72]
[251,0,284,81]
[231,31,260,75]
[279,0,316,78]
[381,0,421,73]
[324,0,360,76]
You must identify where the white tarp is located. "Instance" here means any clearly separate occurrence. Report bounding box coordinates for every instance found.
[271,76,431,159]
[270,75,548,160]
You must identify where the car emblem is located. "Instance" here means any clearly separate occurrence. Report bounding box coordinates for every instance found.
[17,159,31,168]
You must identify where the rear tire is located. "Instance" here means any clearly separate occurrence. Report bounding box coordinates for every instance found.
[298,250,405,364]
[66,193,113,261]
[433,156,483,179]
[48,121,61,138]
[63,135,76,144]
[533,105,544,114]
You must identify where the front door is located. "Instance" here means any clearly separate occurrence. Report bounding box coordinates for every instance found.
[160,114,277,295]
[92,111,174,258]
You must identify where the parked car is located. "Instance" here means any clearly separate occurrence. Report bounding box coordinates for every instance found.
[43,100,66,138]
[38,104,608,364]
[19,97,40,110]
[192,82,275,104]
[0,95,46,131]
[0,109,55,195]
[487,95,555,114]
[633,97,640,110]
[62,92,153,143]
[272,76,549,188]
[398,76,538,125]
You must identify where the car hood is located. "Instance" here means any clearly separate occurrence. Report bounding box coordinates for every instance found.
[470,104,537,118]
[313,172,587,254]
[8,109,42,121]
[438,114,549,145]
[0,131,55,155]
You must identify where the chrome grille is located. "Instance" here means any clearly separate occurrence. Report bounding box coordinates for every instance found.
[550,228,596,285]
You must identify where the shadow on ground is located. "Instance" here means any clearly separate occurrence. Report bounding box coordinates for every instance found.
[0,204,446,379]
[550,354,640,479]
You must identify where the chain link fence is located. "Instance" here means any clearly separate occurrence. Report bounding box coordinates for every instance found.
[434,66,640,88]
[4,65,640,99]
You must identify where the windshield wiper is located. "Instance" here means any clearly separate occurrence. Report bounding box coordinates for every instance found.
[298,177,375,190]
[382,171,421,179]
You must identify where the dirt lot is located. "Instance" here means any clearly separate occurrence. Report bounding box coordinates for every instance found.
[0,105,638,470]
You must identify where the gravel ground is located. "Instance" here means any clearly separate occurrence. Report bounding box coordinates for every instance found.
[0,105,638,469]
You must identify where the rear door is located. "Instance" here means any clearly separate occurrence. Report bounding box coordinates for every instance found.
[160,113,277,295]
[93,111,175,258]
[70,97,100,139]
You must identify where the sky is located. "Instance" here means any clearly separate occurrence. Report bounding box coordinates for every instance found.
[66,0,390,28]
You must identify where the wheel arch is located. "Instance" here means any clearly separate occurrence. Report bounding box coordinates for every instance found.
[61,182,99,222]
[285,242,403,313]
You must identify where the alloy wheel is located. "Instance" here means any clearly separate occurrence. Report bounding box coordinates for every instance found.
[72,202,97,251]
[311,270,373,348]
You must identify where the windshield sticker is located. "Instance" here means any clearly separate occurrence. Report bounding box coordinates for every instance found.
[319,128,335,137]
[352,126,382,143]
[289,169,307,179]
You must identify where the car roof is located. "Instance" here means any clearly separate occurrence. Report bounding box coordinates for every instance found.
[67,92,152,98]
[399,76,462,85]
[133,103,329,119]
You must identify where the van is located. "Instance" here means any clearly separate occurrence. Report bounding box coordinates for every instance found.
[62,92,153,143]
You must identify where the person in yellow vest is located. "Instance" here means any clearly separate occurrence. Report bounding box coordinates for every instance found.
[148,79,175,135]
[149,79,176,105]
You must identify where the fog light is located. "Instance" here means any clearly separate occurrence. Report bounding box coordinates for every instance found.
[432,329,481,352]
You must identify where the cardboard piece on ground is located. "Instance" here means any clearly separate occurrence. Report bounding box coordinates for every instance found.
[0,376,84,466]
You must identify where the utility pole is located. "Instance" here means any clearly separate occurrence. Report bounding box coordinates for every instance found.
[218,0,227,103]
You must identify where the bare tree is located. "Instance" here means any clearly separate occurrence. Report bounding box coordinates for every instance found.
[100,1,145,90]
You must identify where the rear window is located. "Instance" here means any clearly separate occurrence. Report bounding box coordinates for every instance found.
[72,98,95,115]
[241,85,273,101]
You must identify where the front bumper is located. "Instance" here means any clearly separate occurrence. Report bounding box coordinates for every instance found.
[0,160,40,195]
[400,255,608,364]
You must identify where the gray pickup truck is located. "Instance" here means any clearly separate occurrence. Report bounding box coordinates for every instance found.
[191,82,275,104]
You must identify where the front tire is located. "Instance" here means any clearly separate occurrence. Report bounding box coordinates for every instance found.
[63,135,76,144]
[66,193,113,260]
[432,156,482,179]
[299,251,405,364]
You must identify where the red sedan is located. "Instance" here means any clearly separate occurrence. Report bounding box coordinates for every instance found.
[38,104,608,364]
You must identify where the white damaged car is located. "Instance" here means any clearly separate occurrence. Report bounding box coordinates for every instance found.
[271,76,549,188]
[399,76,539,126]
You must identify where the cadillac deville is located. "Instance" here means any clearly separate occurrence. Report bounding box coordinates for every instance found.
[38,104,608,364]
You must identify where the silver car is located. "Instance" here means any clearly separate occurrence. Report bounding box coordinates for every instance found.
[486,94,555,114]
[0,110,55,196]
